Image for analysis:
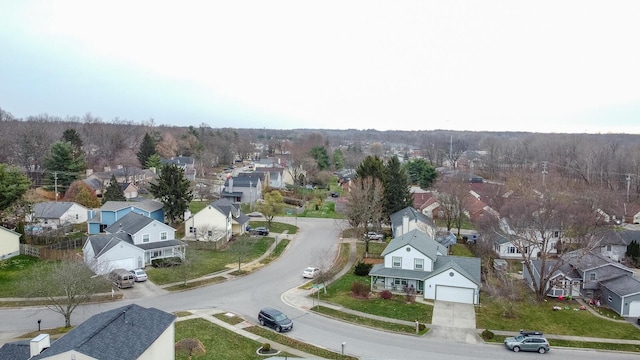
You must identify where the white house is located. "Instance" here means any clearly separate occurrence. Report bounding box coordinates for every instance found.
[493,218,561,260]
[83,212,185,274]
[0,226,21,260]
[22,304,176,360]
[184,198,250,242]
[28,202,89,228]
[369,229,481,305]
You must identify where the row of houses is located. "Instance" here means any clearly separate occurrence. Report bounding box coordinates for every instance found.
[409,175,640,318]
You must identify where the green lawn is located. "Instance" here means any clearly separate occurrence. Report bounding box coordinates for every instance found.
[449,243,474,257]
[175,318,298,360]
[146,237,273,285]
[0,256,111,297]
[298,200,345,219]
[476,295,640,340]
[248,221,298,235]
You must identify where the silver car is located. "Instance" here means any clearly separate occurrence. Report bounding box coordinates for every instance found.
[504,335,550,353]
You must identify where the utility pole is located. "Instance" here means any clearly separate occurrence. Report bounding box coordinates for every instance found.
[54,172,58,201]
[541,162,548,187]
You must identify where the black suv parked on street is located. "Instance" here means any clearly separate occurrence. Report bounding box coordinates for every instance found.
[258,307,293,332]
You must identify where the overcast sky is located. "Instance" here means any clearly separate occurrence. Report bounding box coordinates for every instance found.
[2,1,640,134]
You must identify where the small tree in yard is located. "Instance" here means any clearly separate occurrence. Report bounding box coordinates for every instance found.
[63,180,101,208]
[102,174,126,204]
[20,258,110,328]
[229,236,258,272]
[256,190,285,228]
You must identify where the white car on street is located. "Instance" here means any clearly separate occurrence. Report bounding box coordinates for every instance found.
[302,267,320,279]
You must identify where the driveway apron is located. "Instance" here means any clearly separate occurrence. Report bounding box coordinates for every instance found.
[429,301,479,344]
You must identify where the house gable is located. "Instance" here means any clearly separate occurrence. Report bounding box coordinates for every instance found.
[30,304,175,360]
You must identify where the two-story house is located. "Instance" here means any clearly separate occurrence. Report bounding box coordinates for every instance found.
[523,249,640,317]
[183,198,250,243]
[83,212,184,274]
[87,200,164,234]
[369,229,481,304]
[162,156,196,181]
[220,176,262,206]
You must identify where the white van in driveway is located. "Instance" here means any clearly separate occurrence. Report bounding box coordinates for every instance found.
[109,269,135,289]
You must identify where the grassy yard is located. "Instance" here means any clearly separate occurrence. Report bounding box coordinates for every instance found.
[248,221,298,235]
[146,237,273,285]
[298,200,345,219]
[476,294,640,340]
[449,243,474,257]
[175,318,298,360]
[0,255,111,298]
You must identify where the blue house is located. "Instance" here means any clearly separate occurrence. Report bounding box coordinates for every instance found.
[87,200,164,234]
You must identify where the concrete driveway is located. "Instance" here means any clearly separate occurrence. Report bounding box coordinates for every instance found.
[428,301,480,344]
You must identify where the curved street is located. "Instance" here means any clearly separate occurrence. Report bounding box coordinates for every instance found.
[0,217,637,359]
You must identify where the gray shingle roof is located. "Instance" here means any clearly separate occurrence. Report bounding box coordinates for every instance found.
[381,229,443,261]
[101,199,163,212]
[136,239,184,250]
[105,212,154,234]
[86,233,133,257]
[600,275,640,297]
[389,206,435,230]
[31,304,175,360]
[224,177,259,188]
[0,340,30,360]
[432,255,482,285]
[33,202,83,219]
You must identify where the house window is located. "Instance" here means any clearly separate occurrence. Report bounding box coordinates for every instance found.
[589,273,596,281]
[608,296,613,303]
[161,232,167,241]
[143,234,150,243]
[75,214,79,220]
[606,245,612,251]
[207,230,213,237]
[189,227,196,234]
[553,231,560,238]
[392,257,401,268]
[414,258,424,270]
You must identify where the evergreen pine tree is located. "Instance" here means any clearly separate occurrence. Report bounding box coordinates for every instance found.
[137,132,158,168]
[44,141,86,194]
[383,156,412,219]
[102,175,127,204]
[149,164,193,225]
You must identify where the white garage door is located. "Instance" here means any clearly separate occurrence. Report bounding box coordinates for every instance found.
[629,301,640,317]
[435,285,475,304]
[108,257,136,272]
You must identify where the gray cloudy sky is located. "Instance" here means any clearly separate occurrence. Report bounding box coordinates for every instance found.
[1,1,640,134]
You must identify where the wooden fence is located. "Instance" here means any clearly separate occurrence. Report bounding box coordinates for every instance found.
[20,243,83,261]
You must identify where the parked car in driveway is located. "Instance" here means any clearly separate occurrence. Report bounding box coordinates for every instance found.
[252,227,269,236]
[258,307,293,332]
[366,232,384,241]
[302,267,320,279]
[504,335,550,353]
[129,268,148,282]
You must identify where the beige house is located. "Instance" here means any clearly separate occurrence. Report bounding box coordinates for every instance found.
[184,198,250,243]
[0,226,21,260]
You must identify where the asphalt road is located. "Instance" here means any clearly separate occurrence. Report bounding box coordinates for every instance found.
[0,217,636,359]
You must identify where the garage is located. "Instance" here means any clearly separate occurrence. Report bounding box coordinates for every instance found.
[435,285,475,304]
[106,257,136,272]
[629,301,640,317]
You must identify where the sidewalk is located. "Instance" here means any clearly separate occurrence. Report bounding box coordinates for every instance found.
[281,237,640,347]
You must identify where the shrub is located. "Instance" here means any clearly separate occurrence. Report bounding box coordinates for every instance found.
[261,343,271,351]
[380,290,393,300]
[418,323,426,331]
[353,262,373,276]
[152,257,183,268]
[350,281,370,298]
[481,329,494,340]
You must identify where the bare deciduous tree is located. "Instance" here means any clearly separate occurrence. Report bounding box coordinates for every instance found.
[346,177,384,256]
[21,258,111,328]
